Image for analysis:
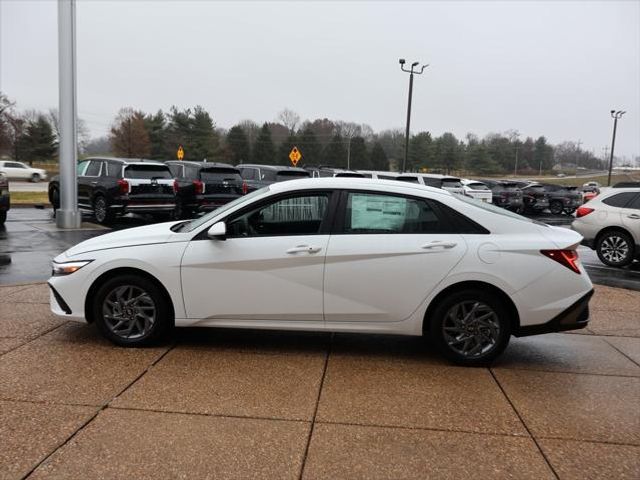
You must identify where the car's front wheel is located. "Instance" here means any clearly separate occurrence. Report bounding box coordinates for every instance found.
[31,173,41,183]
[549,200,564,215]
[429,289,511,366]
[596,230,634,267]
[93,274,173,346]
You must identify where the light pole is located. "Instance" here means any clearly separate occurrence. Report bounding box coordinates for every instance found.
[607,110,626,186]
[399,59,428,173]
[513,146,520,177]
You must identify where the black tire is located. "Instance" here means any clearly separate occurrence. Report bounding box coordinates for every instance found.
[549,200,564,215]
[596,230,634,267]
[93,195,113,225]
[428,289,511,366]
[31,173,41,183]
[0,210,6,226]
[92,274,173,347]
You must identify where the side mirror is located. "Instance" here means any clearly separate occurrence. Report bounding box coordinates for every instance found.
[207,221,227,240]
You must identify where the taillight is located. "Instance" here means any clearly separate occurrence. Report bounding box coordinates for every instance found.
[541,249,581,274]
[173,179,179,193]
[242,181,248,195]
[576,206,594,218]
[193,179,203,195]
[117,179,129,195]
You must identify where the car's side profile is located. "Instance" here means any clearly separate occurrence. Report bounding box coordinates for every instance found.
[49,178,593,365]
[0,160,48,182]
[572,187,640,267]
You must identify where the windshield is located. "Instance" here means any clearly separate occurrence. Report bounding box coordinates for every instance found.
[179,186,269,233]
[124,165,172,179]
[454,193,545,225]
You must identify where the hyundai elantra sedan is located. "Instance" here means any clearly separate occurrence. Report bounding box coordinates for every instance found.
[49,178,593,365]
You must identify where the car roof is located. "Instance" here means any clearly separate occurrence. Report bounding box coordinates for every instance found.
[84,157,168,167]
[267,176,452,197]
[166,161,237,169]
[237,164,308,173]
[398,173,461,180]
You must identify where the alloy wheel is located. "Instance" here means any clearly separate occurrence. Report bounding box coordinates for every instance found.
[94,197,107,223]
[600,235,630,264]
[442,301,500,359]
[102,285,156,339]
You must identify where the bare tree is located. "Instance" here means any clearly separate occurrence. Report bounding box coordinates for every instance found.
[109,107,150,158]
[238,119,260,146]
[277,108,300,134]
[47,108,90,153]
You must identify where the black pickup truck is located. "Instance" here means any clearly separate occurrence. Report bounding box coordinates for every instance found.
[0,172,9,225]
[166,161,244,217]
[48,157,176,224]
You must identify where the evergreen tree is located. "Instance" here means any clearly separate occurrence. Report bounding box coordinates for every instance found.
[191,105,219,160]
[348,136,369,169]
[408,131,433,171]
[533,136,554,173]
[370,142,388,170]
[297,127,322,167]
[226,125,250,164]
[433,132,461,174]
[23,115,57,162]
[466,141,500,174]
[143,110,167,160]
[252,123,275,164]
[323,133,346,167]
[109,108,150,158]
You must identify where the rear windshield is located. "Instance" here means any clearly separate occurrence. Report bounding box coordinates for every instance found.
[200,168,242,182]
[276,171,310,181]
[467,182,490,190]
[124,165,172,179]
[442,179,463,188]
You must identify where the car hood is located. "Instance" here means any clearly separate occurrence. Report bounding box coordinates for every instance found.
[63,221,182,257]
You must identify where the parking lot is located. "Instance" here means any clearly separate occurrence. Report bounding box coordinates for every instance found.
[1,281,639,479]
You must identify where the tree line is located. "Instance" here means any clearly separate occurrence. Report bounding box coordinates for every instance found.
[1,91,608,174]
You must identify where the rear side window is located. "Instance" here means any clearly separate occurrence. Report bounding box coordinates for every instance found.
[105,162,120,178]
[200,168,242,182]
[344,192,444,234]
[396,176,419,183]
[124,165,172,179]
[422,178,441,188]
[442,179,462,189]
[603,192,638,208]
[626,194,640,210]
[85,161,102,176]
[378,174,397,180]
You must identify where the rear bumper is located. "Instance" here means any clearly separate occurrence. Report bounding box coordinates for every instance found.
[110,199,176,214]
[514,289,593,337]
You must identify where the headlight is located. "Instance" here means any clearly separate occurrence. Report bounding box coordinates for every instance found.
[51,260,93,276]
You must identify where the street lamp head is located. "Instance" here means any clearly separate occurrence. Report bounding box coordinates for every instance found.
[411,61,419,67]
[399,58,406,65]
[611,110,616,115]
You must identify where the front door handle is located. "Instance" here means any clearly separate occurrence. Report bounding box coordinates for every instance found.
[421,241,457,250]
[286,245,322,254]
[627,214,640,220]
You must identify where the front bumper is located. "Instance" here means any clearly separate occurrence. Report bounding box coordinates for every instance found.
[514,289,593,337]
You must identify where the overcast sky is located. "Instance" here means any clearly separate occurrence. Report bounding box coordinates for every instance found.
[1,0,639,159]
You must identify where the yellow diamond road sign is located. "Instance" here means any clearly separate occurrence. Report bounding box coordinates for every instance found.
[177,145,184,160]
[289,146,302,166]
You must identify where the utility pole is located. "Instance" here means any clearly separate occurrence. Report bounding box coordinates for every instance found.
[514,146,520,177]
[56,0,81,228]
[603,145,609,163]
[399,59,428,173]
[607,110,626,186]
[575,140,582,175]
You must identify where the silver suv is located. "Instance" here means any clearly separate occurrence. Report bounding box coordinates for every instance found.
[572,188,640,267]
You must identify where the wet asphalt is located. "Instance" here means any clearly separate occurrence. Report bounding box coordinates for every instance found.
[1,206,639,291]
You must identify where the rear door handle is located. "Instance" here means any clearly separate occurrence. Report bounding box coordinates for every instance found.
[421,241,457,250]
[286,245,322,254]
[627,214,640,220]
[91,181,98,185]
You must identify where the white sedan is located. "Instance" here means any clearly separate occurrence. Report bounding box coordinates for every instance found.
[49,178,593,365]
[0,160,48,182]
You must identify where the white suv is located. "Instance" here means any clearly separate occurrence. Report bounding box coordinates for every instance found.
[572,188,640,267]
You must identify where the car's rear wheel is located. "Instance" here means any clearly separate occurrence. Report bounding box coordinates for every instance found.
[93,195,113,225]
[596,230,634,267]
[31,173,41,183]
[93,274,172,346]
[0,210,6,226]
[549,200,563,215]
[429,289,511,366]
[50,187,60,211]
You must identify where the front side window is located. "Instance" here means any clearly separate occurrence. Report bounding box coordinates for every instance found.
[7,162,27,168]
[77,161,90,175]
[85,161,102,176]
[227,193,330,237]
[344,192,442,234]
